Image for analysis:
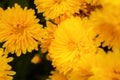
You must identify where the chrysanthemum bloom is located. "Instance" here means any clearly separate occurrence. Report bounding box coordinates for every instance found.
[49,16,97,74]
[34,0,86,20]
[89,5,120,50]
[89,51,120,80]
[46,70,67,80]
[40,21,57,53]
[0,48,16,80]
[0,4,43,56]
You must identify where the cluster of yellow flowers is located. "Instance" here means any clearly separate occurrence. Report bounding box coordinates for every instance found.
[0,0,120,80]
[34,0,120,80]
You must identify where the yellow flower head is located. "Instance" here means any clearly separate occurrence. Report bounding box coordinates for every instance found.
[34,0,85,20]
[49,16,96,74]
[89,5,120,50]
[40,21,57,53]
[0,4,43,56]
[0,48,16,80]
[47,70,67,80]
[103,52,120,80]
[89,51,120,80]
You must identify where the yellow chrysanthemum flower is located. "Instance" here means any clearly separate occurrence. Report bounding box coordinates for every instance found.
[49,16,96,74]
[0,48,16,80]
[40,21,57,53]
[89,4,120,50]
[46,70,67,80]
[34,0,85,20]
[0,4,43,56]
[89,51,120,80]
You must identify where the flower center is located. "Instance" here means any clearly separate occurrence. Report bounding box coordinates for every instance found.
[68,40,76,51]
[12,24,27,35]
[67,39,95,56]
[67,40,87,52]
